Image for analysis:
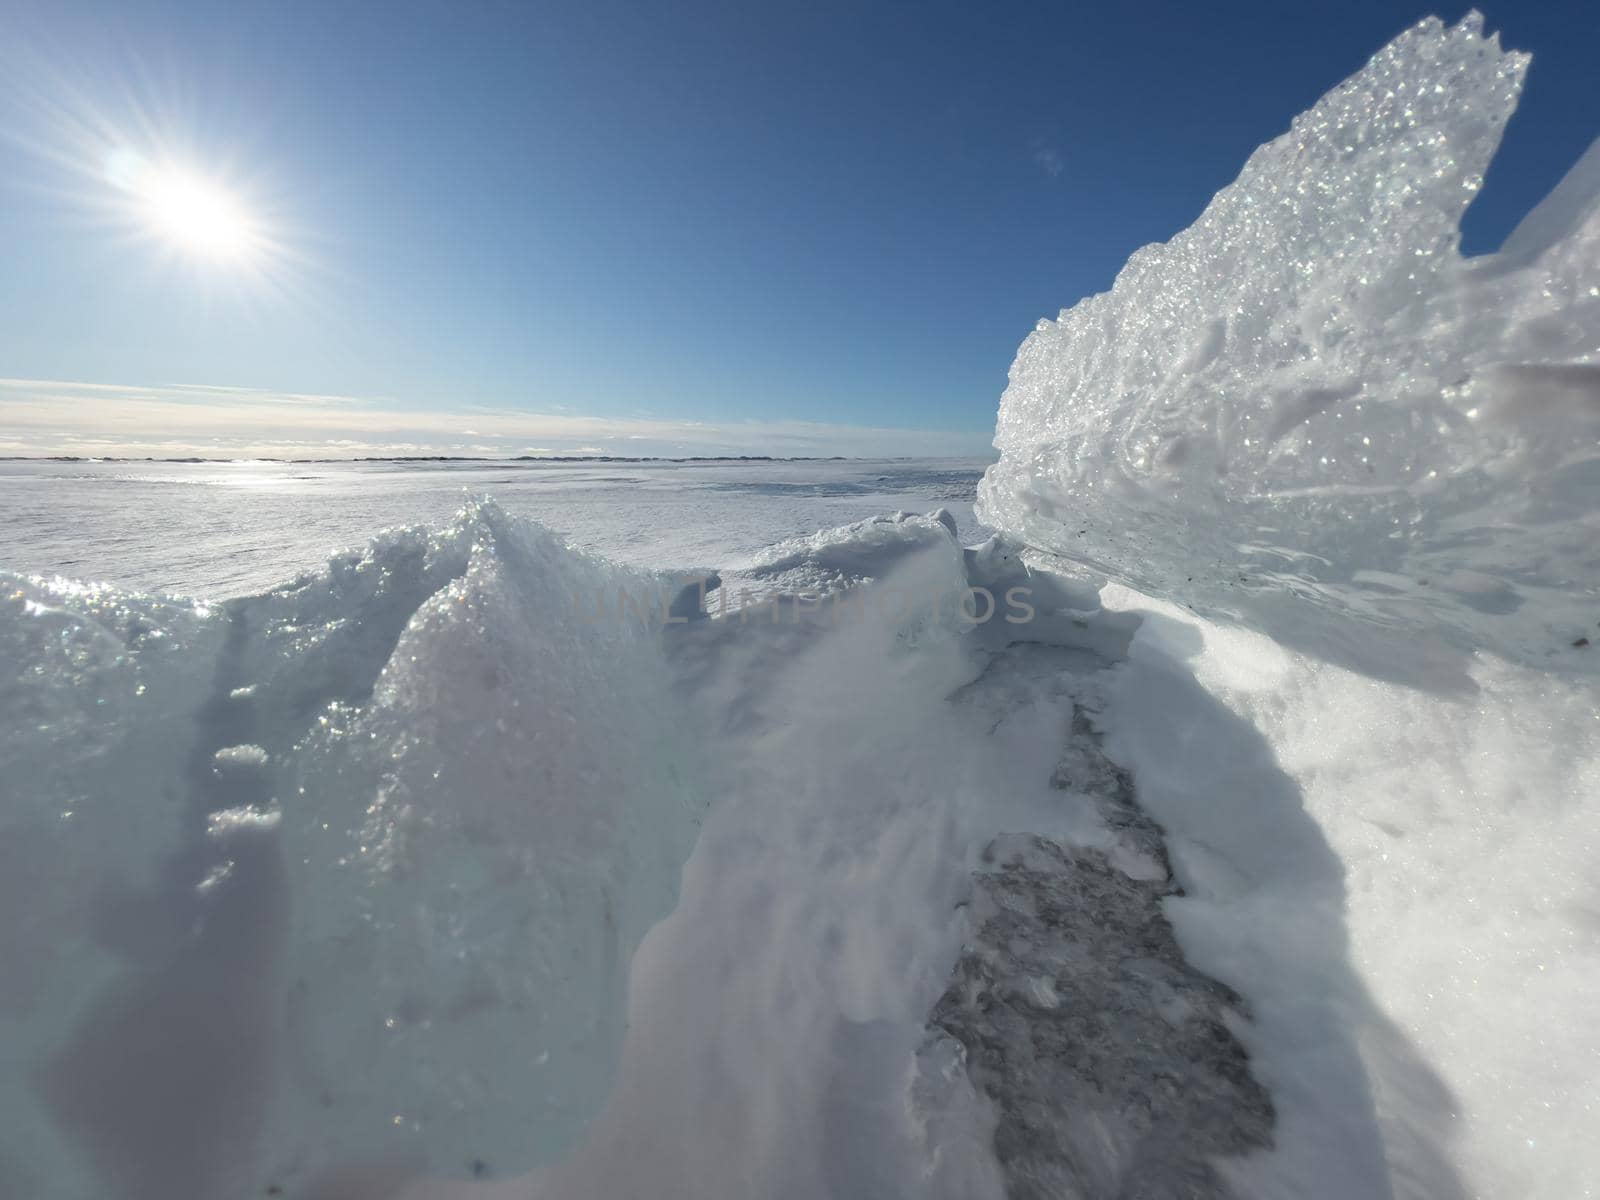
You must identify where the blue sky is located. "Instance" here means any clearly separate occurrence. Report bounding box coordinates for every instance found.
[1,0,1597,457]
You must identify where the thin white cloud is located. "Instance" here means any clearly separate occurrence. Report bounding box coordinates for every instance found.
[1032,146,1065,178]
[0,378,996,460]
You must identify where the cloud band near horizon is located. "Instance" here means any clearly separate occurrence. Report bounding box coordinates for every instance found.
[0,378,998,460]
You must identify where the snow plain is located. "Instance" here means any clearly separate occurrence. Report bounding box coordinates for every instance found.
[0,456,989,599]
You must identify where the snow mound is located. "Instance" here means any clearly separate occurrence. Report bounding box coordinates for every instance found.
[978,12,1599,667]
[0,500,706,1198]
[738,508,962,598]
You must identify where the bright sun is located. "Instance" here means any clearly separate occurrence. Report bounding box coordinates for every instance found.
[139,169,255,261]
[107,150,262,265]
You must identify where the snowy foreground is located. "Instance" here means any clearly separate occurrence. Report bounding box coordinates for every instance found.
[3,13,1599,1200]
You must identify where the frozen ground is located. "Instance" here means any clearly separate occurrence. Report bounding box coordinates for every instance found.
[3,11,1599,1200]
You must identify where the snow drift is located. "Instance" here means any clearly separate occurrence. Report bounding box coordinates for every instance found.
[1,501,706,1197]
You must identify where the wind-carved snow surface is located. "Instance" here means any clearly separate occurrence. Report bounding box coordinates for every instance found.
[979,12,1599,670]
[0,501,706,1197]
[3,500,1298,1200]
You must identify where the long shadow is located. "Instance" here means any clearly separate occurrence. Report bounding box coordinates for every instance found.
[36,530,476,1199]
[1241,591,1482,697]
[1093,609,1468,1199]
[37,604,290,1199]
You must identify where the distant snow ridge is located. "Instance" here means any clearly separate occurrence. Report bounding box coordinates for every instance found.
[979,12,1600,665]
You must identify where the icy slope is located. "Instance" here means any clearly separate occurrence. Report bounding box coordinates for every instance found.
[978,12,1599,668]
[0,501,705,1198]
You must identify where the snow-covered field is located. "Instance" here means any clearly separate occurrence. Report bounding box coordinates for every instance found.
[3,13,1598,1200]
[0,456,991,598]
